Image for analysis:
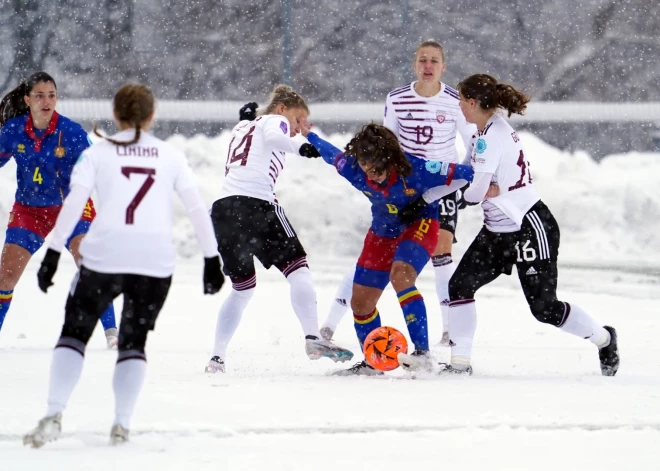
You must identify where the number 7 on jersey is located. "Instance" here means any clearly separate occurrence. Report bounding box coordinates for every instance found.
[121,166,156,224]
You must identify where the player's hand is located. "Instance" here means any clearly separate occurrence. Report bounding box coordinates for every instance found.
[203,256,225,294]
[239,102,258,122]
[37,248,61,293]
[299,143,320,158]
[398,196,429,225]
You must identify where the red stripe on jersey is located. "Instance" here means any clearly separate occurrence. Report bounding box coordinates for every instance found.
[446,163,455,185]
[392,101,428,105]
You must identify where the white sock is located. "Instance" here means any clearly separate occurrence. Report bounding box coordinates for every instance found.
[46,342,85,417]
[212,287,255,358]
[560,303,609,347]
[113,354,147,429]
[287,267,320,338]
[321,267,355,332]
[449,301,477,366]
[433,257,455,333]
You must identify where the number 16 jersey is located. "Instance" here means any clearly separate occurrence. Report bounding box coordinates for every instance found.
[468,114,541,232]
[70,129,199,276]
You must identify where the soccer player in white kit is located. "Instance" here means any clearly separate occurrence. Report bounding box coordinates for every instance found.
[441,74,619,376]
[204,85,354,374]
[320,40,478,345]
[23,83,224,448]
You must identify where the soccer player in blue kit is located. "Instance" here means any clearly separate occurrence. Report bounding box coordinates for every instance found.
[0,72,117,347]
[299,122,474,375]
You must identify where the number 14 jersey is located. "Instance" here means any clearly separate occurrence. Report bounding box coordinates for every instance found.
[69,129,199,276]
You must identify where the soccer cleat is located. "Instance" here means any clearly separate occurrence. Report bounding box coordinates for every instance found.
[320,326,334,341]
[437,362,473,376]
[305,337,354,363]
[331,360,383,376]
[23,413,62,449]
[398,350,433,372]
[205,356,225,374]
[110,424,129,445]
[599,326,619,376]
[105,328,118,350]
[438,331,450,346]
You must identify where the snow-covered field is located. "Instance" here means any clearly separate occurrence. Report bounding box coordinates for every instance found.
[1,128,660,469]
[1,255,659,470]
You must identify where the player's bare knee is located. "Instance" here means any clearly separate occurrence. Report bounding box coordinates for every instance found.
[389,262,417,292]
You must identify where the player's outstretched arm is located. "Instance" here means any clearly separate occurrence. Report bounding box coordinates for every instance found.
[305,132,343,165]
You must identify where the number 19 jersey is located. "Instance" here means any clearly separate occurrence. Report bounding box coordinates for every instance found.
[70,129,199,277]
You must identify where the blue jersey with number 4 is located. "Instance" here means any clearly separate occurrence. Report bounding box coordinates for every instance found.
[307,132,473,237]
[0,112,90,207]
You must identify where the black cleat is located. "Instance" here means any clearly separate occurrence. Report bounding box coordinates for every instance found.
[599,326,619,376]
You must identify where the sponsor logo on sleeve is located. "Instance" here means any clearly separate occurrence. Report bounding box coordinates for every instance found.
[336,157,347,172]
[476,138,487,154]
[425,161,441,173]
[280,121,288,134]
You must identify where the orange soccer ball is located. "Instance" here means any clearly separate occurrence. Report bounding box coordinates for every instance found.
[363,326,408,371]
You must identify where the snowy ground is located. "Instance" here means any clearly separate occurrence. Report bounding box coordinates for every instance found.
[1,254,659,470]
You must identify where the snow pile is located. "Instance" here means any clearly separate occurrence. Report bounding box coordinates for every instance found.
[1,129,659,268]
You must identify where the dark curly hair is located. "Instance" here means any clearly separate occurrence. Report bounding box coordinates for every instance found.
[345,123,412,178]
[458,74,531,117]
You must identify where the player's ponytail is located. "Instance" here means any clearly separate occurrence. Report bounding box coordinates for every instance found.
[263,84,309,115]
[96,83,155,146]
[345,123,412,178]
[0,71,57,128]
[458,74,531,117]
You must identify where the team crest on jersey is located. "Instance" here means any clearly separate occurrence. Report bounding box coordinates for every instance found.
[280,121,288,134]
[476,138,487,154]
[436,111,446,124]
[17,144,25,153]
[425,161,442,173]
[54,146,65,158]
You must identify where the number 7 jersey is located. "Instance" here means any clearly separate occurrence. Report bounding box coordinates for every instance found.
[69,129,200,276]
[468,114,541,232]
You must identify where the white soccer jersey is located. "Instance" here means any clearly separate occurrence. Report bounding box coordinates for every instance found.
[219,115,301,203]
[63,129,209,277]
[468,114,541,232]
[384,81,476,163]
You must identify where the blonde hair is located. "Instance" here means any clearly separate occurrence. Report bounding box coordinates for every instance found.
[263,84,309,115]
[415,40,445,63]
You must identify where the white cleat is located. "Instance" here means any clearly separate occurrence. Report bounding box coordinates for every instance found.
[319,326,334,341]
[205,356,225,373]
[305,338,354,363]
[110,424,129,445]
[105,328,118,350]
[23,413,62,449]
[331,360,383,376]
[398,350,433,372]
[438,331,450,346]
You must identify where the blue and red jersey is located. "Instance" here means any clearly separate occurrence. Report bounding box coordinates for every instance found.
[306,132,473,238]
[0,111,90,207]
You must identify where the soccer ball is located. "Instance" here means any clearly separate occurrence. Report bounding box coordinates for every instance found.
[363,326,408,371]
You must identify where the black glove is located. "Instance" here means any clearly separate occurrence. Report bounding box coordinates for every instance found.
[239,102,258,122]
[398,196,429,225]
[203,256,225,294]
[456,183,478,208]
[299,143,320,158]
[37,248,61,293]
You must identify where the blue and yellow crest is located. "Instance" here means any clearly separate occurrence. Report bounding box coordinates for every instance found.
[17,143,25,153]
